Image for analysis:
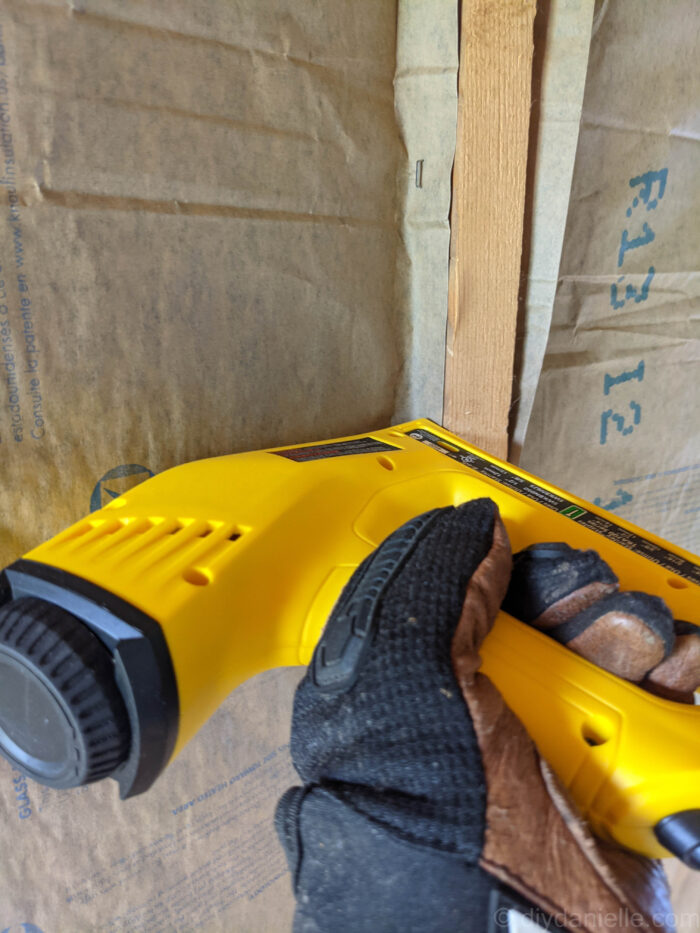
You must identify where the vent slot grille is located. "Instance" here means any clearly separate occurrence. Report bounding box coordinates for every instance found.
[51,519,247,589]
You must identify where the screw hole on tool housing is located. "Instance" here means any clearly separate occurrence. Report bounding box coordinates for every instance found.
[582,721,612,748]
[377,456,395,471]
[183,568,211,586]
[667,577,688,590]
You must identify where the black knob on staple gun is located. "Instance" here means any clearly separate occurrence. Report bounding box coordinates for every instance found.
[0,597,131,788]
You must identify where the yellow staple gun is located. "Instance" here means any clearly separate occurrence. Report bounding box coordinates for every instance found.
[1,420,698,865]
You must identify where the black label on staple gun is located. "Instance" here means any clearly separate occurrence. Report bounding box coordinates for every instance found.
[273,437,399,462]
[409,428,700,586]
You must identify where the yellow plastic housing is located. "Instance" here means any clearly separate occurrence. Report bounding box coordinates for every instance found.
[24,420,700,858]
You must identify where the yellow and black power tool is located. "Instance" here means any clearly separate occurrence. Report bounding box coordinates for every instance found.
[1,420,699,866]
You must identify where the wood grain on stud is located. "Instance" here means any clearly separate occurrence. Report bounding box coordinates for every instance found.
[444,0,536,459]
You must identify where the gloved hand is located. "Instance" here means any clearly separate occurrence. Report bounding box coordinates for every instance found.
[276,500,691,933]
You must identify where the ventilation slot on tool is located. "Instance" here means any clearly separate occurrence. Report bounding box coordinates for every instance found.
[181,525,245,586]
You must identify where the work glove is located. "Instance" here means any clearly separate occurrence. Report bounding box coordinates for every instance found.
[504,542,700,703]
[276,500,687,933]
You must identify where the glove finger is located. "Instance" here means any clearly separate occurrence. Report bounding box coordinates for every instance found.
[641,620,700,703]
[547,591,674,682]
[502,542,619,628]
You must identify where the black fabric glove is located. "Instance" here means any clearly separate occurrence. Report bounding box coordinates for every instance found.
[275,499,522,933]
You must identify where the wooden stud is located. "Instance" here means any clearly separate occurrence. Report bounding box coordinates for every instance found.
[444,0,536,460]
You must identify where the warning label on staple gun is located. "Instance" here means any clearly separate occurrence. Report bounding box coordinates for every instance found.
[409,428,700,586]
[272,437,399,462]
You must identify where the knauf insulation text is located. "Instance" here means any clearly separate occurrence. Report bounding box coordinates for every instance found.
[0,24,45,443]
